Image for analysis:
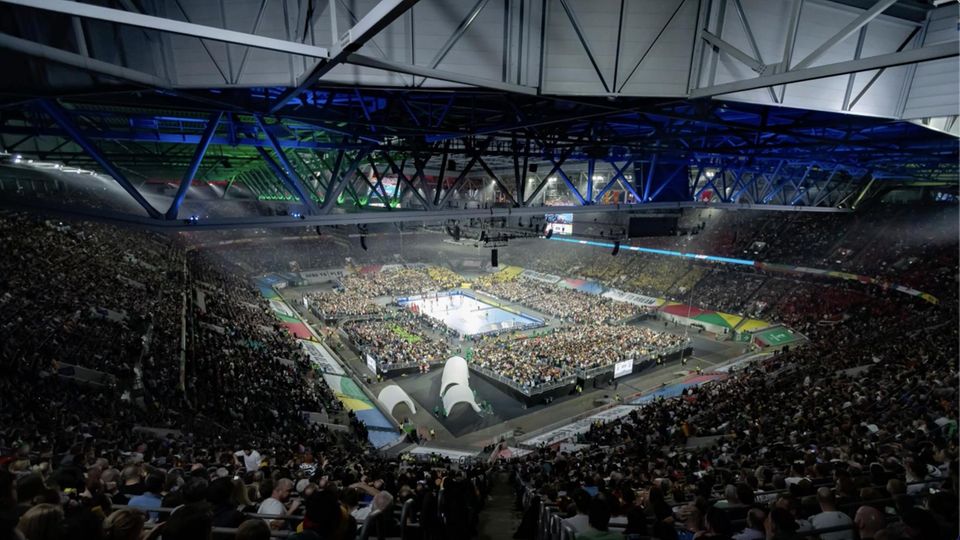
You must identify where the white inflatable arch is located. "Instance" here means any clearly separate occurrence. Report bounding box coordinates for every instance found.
[440,356,470,397]
[442,383,482,414]
[377,384,417,416]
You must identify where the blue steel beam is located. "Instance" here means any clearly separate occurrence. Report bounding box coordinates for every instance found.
[254,115,320,214]
[37,99,163,219]
[0,125,349,150]
[586,158,595,203]
[554,165,587,206]
[648,164,688,201]
[166,111,222,219]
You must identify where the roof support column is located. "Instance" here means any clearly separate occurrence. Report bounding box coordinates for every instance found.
[253,115,319,213]
[37,99,163,219]
[166,111,222,219]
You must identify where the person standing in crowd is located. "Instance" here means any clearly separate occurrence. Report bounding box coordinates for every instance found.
[234,449,262,474]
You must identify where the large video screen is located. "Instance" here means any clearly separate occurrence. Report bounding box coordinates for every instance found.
[545,213,574,235]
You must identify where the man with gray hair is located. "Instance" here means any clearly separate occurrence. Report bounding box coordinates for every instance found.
[810,487,854,540]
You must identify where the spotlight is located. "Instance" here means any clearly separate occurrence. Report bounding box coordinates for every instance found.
[612,241,620,256]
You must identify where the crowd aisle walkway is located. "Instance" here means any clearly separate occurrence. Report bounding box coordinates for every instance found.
[478,471,524,540]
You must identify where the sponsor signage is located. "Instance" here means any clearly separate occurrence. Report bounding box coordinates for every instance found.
[300,268,347,283]
[602,289,661,307]
[523,405,635,447]
[366,353,378,374]
[614,359,634,379]
[299,340,346,375]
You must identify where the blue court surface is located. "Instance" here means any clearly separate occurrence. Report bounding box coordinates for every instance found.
[397,291,542,336]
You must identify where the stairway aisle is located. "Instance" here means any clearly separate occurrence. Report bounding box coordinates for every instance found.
[477,470,524,540]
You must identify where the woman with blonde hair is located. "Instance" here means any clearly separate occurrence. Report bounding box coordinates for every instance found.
[16,504,63,540]
[102,508,144,540]
[230,479,257,513]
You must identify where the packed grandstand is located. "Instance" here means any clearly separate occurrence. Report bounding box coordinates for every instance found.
[0,200,957,540]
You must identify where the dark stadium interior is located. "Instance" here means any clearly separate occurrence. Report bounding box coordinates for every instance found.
[0,1,958,540]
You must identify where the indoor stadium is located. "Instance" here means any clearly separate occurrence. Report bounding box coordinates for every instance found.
[0,1,957,539]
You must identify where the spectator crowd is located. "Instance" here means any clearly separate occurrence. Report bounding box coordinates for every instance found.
[0,198,956,540]
[475,326,686,389]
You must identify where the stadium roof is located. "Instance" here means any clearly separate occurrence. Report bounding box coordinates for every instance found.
[0,0,956,228]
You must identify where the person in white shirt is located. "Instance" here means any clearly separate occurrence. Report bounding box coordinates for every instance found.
[235,448,262,473]
[561,489,593,534]
[258,478,299,530]
[809,488,854,540]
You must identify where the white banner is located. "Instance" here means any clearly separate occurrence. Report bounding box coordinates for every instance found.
[520,269,561,284]
[299,340,346,375]
[559,443,591,454]
[299,268,347,284]
[407,446,479,460]
[602,289,661,307]
[269,299,296,318]
[614,359,634,379]
[366,353,378,374]
[523,405,635,447]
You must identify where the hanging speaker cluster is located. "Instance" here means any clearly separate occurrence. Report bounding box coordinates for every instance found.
[612,241,620,256]
[491,248,498,267]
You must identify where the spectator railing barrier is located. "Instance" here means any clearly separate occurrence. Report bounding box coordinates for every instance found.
[469,341,691,399]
